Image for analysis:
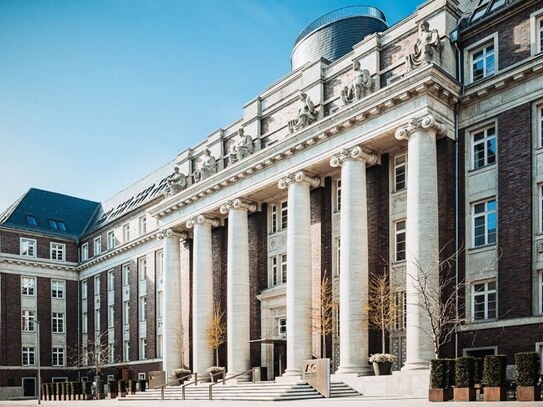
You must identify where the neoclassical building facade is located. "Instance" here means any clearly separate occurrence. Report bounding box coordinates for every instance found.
[1,0,543,398]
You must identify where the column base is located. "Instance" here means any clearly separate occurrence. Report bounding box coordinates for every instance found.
[401,359,431,371]
[335,364,373,376]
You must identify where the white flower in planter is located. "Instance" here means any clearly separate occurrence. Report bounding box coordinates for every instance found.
[369,353,397,363]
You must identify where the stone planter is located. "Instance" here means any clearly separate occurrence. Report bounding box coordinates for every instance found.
[517,385,541,401]
[372,361,392,376]
[484,386,506,401]
[429,387,453,402]
[454,387,476,401]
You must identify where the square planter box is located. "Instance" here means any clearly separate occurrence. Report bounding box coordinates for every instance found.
[454,387,476,401]
[484,386,506,401]
[517,385,541,401]
[429,388,453,402]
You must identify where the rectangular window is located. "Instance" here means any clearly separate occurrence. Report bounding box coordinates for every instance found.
[122,224,130,243]
[156,251,163,276]
[271,256,278,286]
[50,243,65,261]
[123,341,130,361]
[139,296,147,321]
[139,216,147,235]
[539,271,543,315]
[108,270,115,291]
[472,126,496,170]
[138,257,147,281]
[52,312,64,333]
[95,310,101,332]
[122,264,130,287]
[473,199,497,247]
[94,275,101,295]
[336,178,342,211]
[108,343,115,363]
[393,291,407,330]
[157,291,163,318]
[20,238,36,257]
[140,338,147,360]
[471,43,495,82]
[395,220,406,262]
[539,106,543,148]
[394,154,407,191]
[280,201,288,230]
[281,254,287,284]
[540,18,543,52]
[157,335,163,358]
[48,219,66,230]
[270,204,278,233]
[94,237,102,256]
[108,305,114,328]
[52,347,65,367]
[21,277,36,296]
[81,280,88,300]
[335,238,341,276]
[22,347,35,366]
[82,312,88,334]
[278,318,287,336]
[472,280,497,321]
[22,310,36,332]
[123,301,130,325]
[107,231,115,250]
[26,215,37,226]
[51,280,65,299]
[81,243,89,261]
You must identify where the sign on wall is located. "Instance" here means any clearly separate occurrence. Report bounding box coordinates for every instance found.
[302,358,330,398]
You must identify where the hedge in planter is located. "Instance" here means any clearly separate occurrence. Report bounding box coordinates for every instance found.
[454,357,476,401]
[483,354,507,401]
[515,352,541,401]
[429,359,453,402]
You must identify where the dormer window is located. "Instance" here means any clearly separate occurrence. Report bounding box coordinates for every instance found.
[48,219,66,231]
[26,215,37,226]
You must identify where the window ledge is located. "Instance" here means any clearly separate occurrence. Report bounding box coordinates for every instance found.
[467,163,496,175]
[468,243,497,253]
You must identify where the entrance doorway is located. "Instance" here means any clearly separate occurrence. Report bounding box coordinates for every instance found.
[273,341,287,378]
[22,377,36,397]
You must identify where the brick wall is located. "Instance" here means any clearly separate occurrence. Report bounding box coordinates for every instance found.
[211,226,227,368]
[65,279,79,365]
[0,273,21,367]
[0,230,77,262]
[146,252,156,360]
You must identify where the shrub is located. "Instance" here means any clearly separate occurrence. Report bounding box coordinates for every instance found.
[483,355,507,387]
[473,358,483,383]
[455,357,475,388]
[515,352,540,387]
[430,359,447,388]
[445,358,456,388]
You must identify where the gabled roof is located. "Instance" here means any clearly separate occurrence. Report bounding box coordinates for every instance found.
[0,188,100,240]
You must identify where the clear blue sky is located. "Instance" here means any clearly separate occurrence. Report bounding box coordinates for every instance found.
[0,0,422,211]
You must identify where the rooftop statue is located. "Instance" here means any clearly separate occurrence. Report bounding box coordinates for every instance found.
[193,149,217,182]
[288,92,317,134]
[341,61,373,106]
[163,166,187,197]
[228,128,254,165]
[406,20,442,71]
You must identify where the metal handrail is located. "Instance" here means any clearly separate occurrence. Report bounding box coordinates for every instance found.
[181,374,199,400]
[154,374,194,401]
[208,368,256,400]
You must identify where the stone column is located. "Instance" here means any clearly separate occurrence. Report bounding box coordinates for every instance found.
[157,229,185,381]
[186,215,219,375]
[278,171,320,377]
[395,114,446,370]
[330,146,377,375]
[219,198,256,377]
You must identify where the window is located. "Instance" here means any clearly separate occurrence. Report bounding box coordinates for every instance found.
[138,373,146,381]
[123,341,130,361]
[156,251,163,276]
[26,215,37,226]
[22,347,35,366]
[394,154,407,191]
[270,201,287,233]
[22,310,36,332]
[122,223,130,243]
[138,257,147,281]
[334,306,340,339]
[539,106,543,148]
[95,310,101,332]
[336,178,342,211]
[157,335,163,358]
[139,296,147,321]
[50,243,65,261]
[81,280,88,300]
[270,204,278,233]
[157,291,163,318]
[108,305,115,328]
[20,238,36,257]
[108,270,115,291]
[52,312,64,333]
[81,243,89,261]
[108,343,115,363]
[139,216,147,235]
[48,219,66,231]
[280,254,287,284]
[52,347,64,367]
[94,237,102,256]
[393,291,407,330]
[540,17,543,53]
[281,201,288,230]
[271,257,278,286]
[51,280,64,299]
[335,238,341,276]
[472,126,496,170]
[278,318,286,336]
[94,275,101,295]
[21,277,35,296]
[82,347,88,366]
[123,301,130,325]
[82,312,88,334]
[471,43,495,82]
[107,231,115,250]
[140,338,147,360]
[539,271,543,315]
[270,254,287,286]
[472,280,497,320]
[122,264,130,287]
[472,199,497,247]
[395,220,406,262]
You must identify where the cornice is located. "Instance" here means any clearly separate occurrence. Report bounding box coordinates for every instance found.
[0,254,77,272]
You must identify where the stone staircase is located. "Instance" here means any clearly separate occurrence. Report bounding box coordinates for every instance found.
[121,381,361,401]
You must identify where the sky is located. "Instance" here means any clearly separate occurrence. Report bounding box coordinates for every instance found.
[0,0,423,211]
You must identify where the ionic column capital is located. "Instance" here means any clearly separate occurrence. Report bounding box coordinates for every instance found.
[219,198,257,214]
[395,114,447,141]
[186,215,220,229]
[277,170,320,190]
[156,229,189,240]
[330,146,378,168]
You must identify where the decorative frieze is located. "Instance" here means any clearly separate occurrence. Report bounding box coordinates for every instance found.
[395,114,447,140]
[330,145,378,167]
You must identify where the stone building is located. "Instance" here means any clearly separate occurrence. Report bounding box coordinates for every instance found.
[1,0,543,399]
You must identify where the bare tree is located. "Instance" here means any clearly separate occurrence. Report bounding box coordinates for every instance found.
[365,272,398,354]
[207,302,226,366]
[312,275,336,358]
[69,329,118,381]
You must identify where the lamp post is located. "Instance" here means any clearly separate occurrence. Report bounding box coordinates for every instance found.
[35,320,41,405]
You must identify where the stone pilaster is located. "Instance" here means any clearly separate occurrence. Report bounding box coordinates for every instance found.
[219,199,257,377]
[156,229,186,380]
[278,171,320,377]
[330,146,377,375]
[395,114,446,370]
[186,215,220,375]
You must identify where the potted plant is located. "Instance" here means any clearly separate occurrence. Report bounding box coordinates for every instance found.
[483,354,507,401]
[118,379,127,397]
[369,353,397,376]
[172,368,192,384]
[454,357,476,401]
[429,359,453,401]
[207,366,225,383]
[108,379,118,398]
[515,352,541,401]
[128,379,137,395]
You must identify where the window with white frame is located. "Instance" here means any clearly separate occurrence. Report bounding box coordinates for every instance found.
[108,343,114,363]
[280,254,287,284]
[270,204,278,233]
[335,238,341,276]
[107,231,115,250]
[156,251,163,276]
[22,310,36,332]
[108,305,114,328]
[139,216,147,235]
[539,270,543,315]
[157,335,163,358]
[394,154,407,191]
[81,280,88,299]
[122,223,130,243]
[336,178,342,211]
[82,347,88,366]
[123,301,130,325]
[472,125,496,170]
[281,201,288,229]
[472,199,497,247]
[140,338,147,360]
[393,291,407,330]
[52,312,64,333]
[21,277,35,296]
[138,257,147,281]
[82,312,88,334]
[122,264,130,286]
[94,275,101,295]
[278,318,286,336]
[270,201,288,233]
[50,243,65,261]
[157,291,163,318]
[22,347,35,366]
[470,43,495,82]
[123,341,130,361]
[539,106,543,148]
[94,236,102,256]
[81,243,89,261]
[334,306,340,339]
[138,373,146,381]
[108,270,115,291]
[472,280,496,321]
[395,220,406,262]
[20,238,36,257]
[51,280,64,299]
[52,347,65,366]
[270,254,287,286]
[95,309,100,332]
[139,296,147,321]
[540,17,543,53]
